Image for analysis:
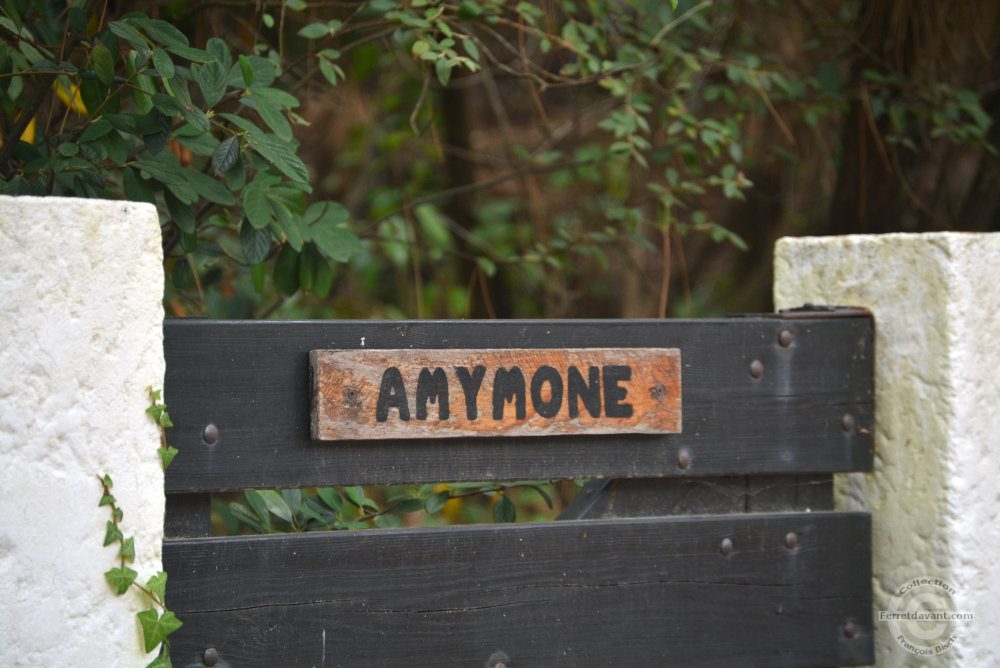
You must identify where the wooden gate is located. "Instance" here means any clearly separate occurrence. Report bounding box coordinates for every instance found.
[163,310,875,666]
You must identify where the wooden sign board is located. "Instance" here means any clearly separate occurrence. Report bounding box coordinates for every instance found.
[310,348,681,441]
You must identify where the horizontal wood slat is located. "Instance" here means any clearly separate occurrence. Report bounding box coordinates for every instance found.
[163,316,873,491]
[163,512,873,667]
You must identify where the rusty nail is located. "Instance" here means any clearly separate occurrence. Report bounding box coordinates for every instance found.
[649,382,667,402]
[202,424,219,445]
[202,647,219,667]
[784,531,798,550]
[749,360,764,379]
[677,448,692,470]
[842,413,856,433]
[778,329,794,347]
[843,619,859,639]
[343,386,361,407]
[720,537,733,557]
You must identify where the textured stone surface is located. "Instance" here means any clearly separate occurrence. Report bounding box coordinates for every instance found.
[0,196,165,667]
[775,233,1000,667]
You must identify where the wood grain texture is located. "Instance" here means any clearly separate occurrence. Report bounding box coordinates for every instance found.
[311,348,681,440]
[163,512,873,667]
[163,316,874,491]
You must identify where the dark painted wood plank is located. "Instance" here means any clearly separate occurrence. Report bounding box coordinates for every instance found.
[163,316,874,491]
[163,512,873,667]
[163,493,211,538]
[557,475,833,519]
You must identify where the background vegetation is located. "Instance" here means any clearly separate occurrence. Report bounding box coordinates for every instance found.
[3,0,999,533]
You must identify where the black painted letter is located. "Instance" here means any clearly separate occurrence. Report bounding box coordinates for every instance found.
[602,365,633,418]
[530,365,564,418]
[455,365,486,420]
[568,365,601,418]
[493,367,526,420]
[376,367,410,422]
[416,367,449,420]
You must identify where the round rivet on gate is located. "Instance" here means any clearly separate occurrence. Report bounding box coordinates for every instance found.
[784,531,798,550]
[202,647,220,667]
[843,619,859,639]
[202,423,219,445]
[677,448,692,470]
[486,650,510,668]
[841,413,856,433]
[749,359,764,379]
[720,537,733,557]
[778,329,794,347]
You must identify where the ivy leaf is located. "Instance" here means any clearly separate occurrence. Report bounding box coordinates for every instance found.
[144,651,172,668]
[103,521,124,546]
[158,446,178,470]
[98,493,116,507]
[146,572,168,602]
[120,536,136,561]
[105,566,138,595]
[137,608,183,654]
[493,494,516,523]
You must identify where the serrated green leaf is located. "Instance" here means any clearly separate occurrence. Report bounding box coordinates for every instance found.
[256,489,294,523]
[273,243,300,295]
[240,220,272,264]
[105,566,138,595]
[435,58,452,86]
[164,190,195,233]
[184,168,237,205]
[206,37,231,69]
[424,490,451,515]
[152,48,174,79]
[298,22,330,39]
[195,59,227,108]
[103,521,124,546]
[150,92,182,117]
[108,20,148,49]
[137,608,183,653]
[130,17,189,49]
[243,186,272,229]
[247,92,291,140]
[312,222,362,263]
[244,490,272,530]
[165,44,216,63]
[373,514,403,529]
[493,494,516,523]
[275,204,306,250]
[92,44,116,87]
[247,133,309,182]
[135,155,186,185]
[238,54,254,87]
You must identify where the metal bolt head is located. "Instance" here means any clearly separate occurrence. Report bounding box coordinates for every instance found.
[203,423,219,445]
[720,537,733,557]
[677,448,692,470]
[841,413,856,433]
[749,359,764,379]
[202,647,219,667]
[843,619,859,639]
[784,531,798,550]
[778,329,794,347]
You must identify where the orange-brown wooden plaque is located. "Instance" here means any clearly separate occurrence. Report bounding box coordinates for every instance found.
[310,348,681,441]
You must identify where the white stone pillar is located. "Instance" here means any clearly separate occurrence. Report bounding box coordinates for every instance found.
[774,233,1000,667]
[0,196,165,667]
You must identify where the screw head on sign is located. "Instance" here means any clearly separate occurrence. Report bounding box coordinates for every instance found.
[749,360,764,379]
[202,423,219,445]
[843,619,859,639]
[677,448,692,470]
[778,329,794,347]
[842,413,856,433]
[784,531,798,550]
